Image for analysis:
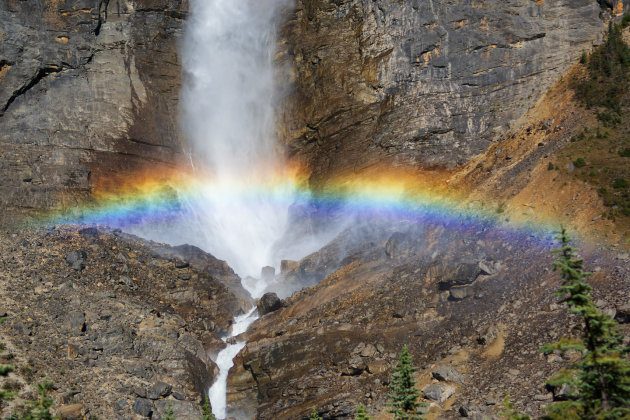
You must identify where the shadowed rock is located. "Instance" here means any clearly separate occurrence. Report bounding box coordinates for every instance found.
[258,293,284,315]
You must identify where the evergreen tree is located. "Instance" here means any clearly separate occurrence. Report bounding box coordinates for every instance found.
[309,406,323,420]
[541,227,630,419]
[202,397,216,420]
[355,402,370,420]
[164,402,176,420]
[387,345,424,420]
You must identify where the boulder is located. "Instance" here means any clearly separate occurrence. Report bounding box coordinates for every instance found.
[437,263,481,290]
[423,383,455,402]
[257,293,283,315]
[133,398,153,417]
[147,382,172,400]
[431,365,464,384]
[154,399,203,419]
[449,285,475,301]
[78,227,99,239]
[360,343,378,357]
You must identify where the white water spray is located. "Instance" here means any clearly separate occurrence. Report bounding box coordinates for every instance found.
[180,0,293,280]
[181,0,291,418]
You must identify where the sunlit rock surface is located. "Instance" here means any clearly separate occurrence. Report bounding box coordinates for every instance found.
[278,0,605,183]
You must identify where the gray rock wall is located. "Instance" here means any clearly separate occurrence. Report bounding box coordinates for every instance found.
[0,0,187,211]
[278,0,606,184]
[0,0,609,210]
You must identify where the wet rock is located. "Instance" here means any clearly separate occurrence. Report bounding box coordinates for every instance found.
[432,365,464,384]
[280,260,299,275]
[261,266,275,283]
[133,398,153,417]
[258,293,283,315]
[423,383,455,402]
[147,382,172,400]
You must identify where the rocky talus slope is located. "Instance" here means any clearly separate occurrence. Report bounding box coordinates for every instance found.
[227,220,630,419]
[0,225,252,419]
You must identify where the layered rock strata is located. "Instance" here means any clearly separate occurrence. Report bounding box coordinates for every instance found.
[278,0,606,184]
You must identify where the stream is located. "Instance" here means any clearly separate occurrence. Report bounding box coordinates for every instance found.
[208,307,259,419]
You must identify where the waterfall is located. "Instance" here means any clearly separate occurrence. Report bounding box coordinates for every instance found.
[180,0,291,418]
[179,0,293,281]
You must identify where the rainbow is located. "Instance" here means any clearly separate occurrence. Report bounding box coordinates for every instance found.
[46,162,574,248]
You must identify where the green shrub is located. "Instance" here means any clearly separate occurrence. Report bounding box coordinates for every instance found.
[499,393,530,420]
[619,148,630,157]
[355,403,370,420]
[580,51,588,65]
[309,407,323,420]
[202,398,216,420]
[596,110,621,126]
[613,178,628,189]
[164,402,175,420]
[573,158,586,168]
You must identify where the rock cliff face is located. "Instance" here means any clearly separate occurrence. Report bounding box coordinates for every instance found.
[0,0,187,212]
[278,0,606,184]
[0,0,609,210]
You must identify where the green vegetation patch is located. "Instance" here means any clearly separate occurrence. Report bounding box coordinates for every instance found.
[572,20,630,119]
